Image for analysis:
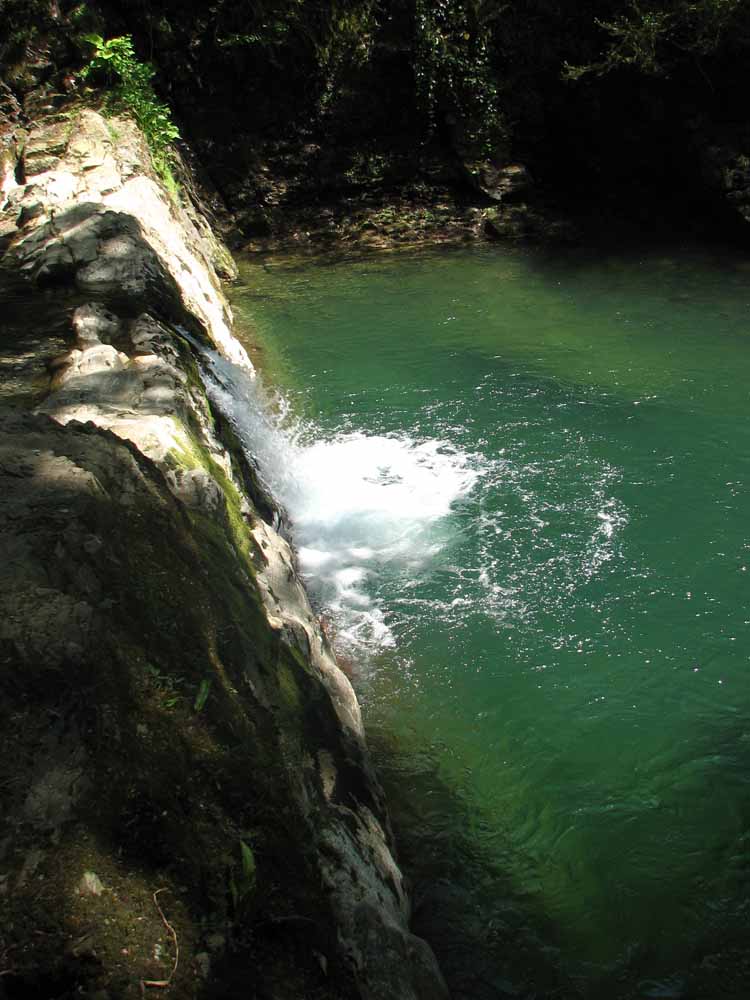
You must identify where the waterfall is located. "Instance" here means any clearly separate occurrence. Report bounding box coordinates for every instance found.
[197,348,479,660]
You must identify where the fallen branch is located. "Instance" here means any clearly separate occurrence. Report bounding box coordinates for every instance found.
[140,889,179,994]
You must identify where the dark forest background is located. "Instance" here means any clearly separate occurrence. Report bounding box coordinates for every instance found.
[4,1,750,240]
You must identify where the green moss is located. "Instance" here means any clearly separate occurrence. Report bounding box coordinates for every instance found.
[166,400,268,586]
[277,660,302,713]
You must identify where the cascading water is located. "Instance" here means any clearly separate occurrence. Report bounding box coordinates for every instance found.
[199,348,480,659]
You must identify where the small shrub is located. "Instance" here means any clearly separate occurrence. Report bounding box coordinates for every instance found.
[81,33,180,185]
[562,0,750,81]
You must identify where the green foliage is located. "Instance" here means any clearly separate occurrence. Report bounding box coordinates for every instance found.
[209,0,377,113]
[70,2,91,25]
[143,663,184,709]
[229,838,256,913]
[193,677,212,713]
[81,33,180,182]
[564,6,670,79]
[413,0,506,156]
[563,0,750,80]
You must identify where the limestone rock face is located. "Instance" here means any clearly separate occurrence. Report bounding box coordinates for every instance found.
[3,108,245,364]
[0,107,448,999]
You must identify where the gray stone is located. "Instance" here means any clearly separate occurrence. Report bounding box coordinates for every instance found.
[76,231,161,305]
[166,466,222,511]
[72,302,121,346]
[352,901,451,1000]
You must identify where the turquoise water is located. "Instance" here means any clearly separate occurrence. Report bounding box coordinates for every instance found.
[230,245,750,998]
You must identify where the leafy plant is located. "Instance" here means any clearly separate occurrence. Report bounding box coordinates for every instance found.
[70,3,91,25]
[209,0,377,114]
[143,663,183,709]
[81,33,180,184]
[193,678,212,713]
[229,839,256,913]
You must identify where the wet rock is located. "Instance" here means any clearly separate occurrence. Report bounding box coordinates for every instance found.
[351,901,451,1000]
[166,466,223,511]
[483,204,533,239]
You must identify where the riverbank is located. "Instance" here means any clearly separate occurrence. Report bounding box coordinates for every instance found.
[236,194,579,256]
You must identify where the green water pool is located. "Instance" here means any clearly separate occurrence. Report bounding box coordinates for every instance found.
[230,243,750,999]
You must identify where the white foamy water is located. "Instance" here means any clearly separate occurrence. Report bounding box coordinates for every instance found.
[199,350,479,657]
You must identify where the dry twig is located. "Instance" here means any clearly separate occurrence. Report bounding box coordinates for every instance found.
[140,889,179,994]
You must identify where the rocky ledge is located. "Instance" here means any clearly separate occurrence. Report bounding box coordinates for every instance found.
[0,105,448,999]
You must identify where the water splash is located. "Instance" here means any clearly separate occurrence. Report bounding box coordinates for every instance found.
[199,349,479,658]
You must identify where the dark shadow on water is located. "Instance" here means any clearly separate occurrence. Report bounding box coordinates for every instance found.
[368,725,578,1000]
[370,720,750,1000]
